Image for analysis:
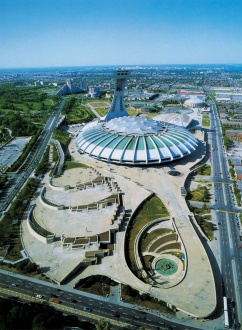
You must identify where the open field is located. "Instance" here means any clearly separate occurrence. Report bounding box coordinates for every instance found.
[202,114,210,127]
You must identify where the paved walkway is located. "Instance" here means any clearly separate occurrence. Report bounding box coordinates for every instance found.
[22,163,150,284]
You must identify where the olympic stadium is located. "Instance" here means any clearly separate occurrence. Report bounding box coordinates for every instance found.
[76,69,198,165]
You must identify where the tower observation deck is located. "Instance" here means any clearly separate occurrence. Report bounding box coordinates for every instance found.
[105,68,131,121]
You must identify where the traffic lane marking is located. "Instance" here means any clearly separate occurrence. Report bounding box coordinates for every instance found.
[0,287,130,328]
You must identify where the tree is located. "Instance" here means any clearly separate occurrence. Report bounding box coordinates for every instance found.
[26,262,38,273]
[203,188,209,201]
[32,314,47,330]
[95,318,111,330]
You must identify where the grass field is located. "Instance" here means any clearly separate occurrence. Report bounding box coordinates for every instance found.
[127,108,137,116]
[191,207,213,240]
[65,104,96,124]
[127,196,169,272]
[63,161,89,171]
[52,129,70,151]
[196,216,214,240]
[202,114,210,127]
[94,108,109,117]
[88,101,110,107]
[187,185,210,202]
[196,164,211,176]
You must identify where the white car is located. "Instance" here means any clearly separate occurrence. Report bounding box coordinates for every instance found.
[36,295,43,299]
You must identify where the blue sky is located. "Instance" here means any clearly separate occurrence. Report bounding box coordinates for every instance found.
[0,0,242,68]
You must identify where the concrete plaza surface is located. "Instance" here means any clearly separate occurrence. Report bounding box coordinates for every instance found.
[22,131,216,318]
[22,166,151,284]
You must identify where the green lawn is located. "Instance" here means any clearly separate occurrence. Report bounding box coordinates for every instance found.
[193,207,211,216]
[202,114,210,127]
[52,129,70,151]
[63,161,89,171]
[127,108,138,116]
[94,108,109,117]
[65,104,96,124]
[196,164,211,176]
[187,185,210,202]
[127,196,169,273]
[196,216,214,240]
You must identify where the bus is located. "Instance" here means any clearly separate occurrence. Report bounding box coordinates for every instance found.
[223,297,229,329]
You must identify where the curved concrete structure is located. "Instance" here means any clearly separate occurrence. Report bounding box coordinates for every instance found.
[76,117,198,165]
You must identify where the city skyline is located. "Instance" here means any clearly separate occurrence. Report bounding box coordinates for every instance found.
[0,0,242,68]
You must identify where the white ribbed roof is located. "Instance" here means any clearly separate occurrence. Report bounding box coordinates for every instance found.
[103,116,165,135]
[76,117,198,166]
[185,97,204,104]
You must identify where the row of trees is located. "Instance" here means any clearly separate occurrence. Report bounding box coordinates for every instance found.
[10,129,41,172]
[0,178,40,250]
[161,99,180,106]
[0,297,112,330]
[62,97,76,114]
[0,297,78,330]
[0,85,47,104]
[35,146,50,176]
[122,284,168,308]
[0,127,11,145]
[0,175,7,189]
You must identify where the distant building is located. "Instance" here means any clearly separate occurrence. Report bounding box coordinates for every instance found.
[184,97,206,108]
[56,79,88,96]
[226,130,242,141]
[88,86,101,98]
[177,89,204,95]
[80,80,88,91]
[34,80,44,86]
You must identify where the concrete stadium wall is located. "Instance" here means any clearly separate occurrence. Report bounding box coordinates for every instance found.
[48,178,66,191]
[39,186,58,210]
[27,206,47,244]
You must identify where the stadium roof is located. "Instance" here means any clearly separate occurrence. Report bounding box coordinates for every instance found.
[76,117,198,166]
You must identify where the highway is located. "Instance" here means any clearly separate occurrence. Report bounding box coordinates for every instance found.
[0,270,204,330]
[209,101,242,328]
[0,98,66,214]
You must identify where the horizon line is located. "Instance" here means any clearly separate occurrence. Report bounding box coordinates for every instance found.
[1,63,242,70]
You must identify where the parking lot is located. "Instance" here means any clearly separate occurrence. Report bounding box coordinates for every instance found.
[0,137,30,171]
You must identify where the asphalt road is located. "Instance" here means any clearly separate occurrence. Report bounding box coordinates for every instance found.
[0,98,66,214]
[209,102,242,327]
[0,271,204,330]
